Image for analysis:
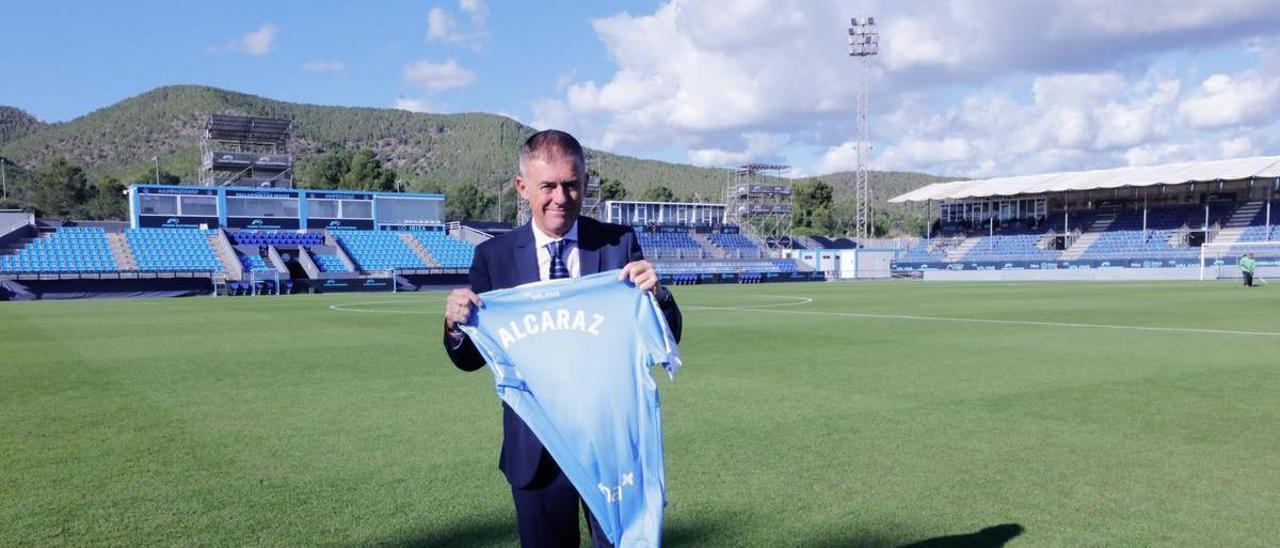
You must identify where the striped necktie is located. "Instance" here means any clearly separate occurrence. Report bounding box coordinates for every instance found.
[547,240,571,280]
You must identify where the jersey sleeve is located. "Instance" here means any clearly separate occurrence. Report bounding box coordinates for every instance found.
[640,290,682,378]
[458,298,523,391]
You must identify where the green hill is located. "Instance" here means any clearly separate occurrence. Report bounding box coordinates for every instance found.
[0,85,954,229]
[0,107,46,147]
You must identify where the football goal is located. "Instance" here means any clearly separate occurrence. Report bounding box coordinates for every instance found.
[1199,241,1280,281]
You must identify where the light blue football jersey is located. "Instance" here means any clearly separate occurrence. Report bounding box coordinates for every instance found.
[459,270,681,547]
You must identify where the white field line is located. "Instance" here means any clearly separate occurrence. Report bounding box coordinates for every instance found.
[692,295,1280,338]
[330,295,817,315]
[330,293,1280,338]
[683,295,813,310]
[329,300,435,314]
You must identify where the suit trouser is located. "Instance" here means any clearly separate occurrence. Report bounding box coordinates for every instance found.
[510,452,614,548]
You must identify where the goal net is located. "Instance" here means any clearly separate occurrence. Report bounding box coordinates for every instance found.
[1200,241,1280,280]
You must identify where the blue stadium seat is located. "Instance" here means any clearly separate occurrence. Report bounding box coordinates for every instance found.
[334,230,429,271]
[125,228,224,272]
[0,226,120,274]
[312,253,350,273]
[412,231,476,268]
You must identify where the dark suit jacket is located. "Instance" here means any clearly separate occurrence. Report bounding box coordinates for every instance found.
[443,216,683,488]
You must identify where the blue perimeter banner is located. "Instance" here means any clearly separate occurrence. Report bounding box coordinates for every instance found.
[659,271,824,284]
[302,278,394,292]
[889,257,1280,271]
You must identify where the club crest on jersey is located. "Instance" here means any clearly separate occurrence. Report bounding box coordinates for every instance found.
[497,308,605,348]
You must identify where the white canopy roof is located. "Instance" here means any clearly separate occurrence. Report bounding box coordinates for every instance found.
[888,155,1280,203]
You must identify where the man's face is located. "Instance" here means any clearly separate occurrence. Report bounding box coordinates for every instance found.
[515,155,583,237]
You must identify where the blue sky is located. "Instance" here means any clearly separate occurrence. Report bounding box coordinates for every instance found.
[2,1,1279,179]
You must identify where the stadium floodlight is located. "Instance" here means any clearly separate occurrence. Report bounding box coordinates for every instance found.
[847,16,879,240]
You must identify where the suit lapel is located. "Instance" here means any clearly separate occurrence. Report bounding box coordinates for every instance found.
[512,223,540,285]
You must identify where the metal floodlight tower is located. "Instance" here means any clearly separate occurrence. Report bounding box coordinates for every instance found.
[848,16,879,240]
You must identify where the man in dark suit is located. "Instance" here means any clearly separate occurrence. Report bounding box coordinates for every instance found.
[443,129,682,547]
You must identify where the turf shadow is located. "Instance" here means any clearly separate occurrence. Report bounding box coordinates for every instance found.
[898,523,1025,548]
[805,523,1023,548]
[369,515,515,548]
[372,513,729,547]
[662,517,728,546]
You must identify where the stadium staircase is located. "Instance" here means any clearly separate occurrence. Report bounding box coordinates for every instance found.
[209,230,243,279]
[945,237,981,261]
[401,232,441,267]
[1211,201,1264,246]
[741,231,771,257]
[106,233,137,271]
[688,231,725,258]
[1060,211,1116,260]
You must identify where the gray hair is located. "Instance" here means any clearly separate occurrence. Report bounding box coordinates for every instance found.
[518,129,586,178]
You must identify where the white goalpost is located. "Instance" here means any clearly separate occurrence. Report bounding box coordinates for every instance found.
[1199,241,1280,281]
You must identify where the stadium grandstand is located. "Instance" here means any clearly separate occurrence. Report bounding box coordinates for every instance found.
[604,200,824,285]
[0,184,481,298]
[17,155,1274,298]
[0,190,842,299]
[26,141,1279,297]
[888,155,1280,280]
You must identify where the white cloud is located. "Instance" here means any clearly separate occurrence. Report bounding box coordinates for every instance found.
[1178,72,1280,128]
[688,133,787,167]
[427,7,462,42]
[1093,81,1180,149]
[880,137,971,168]
[302,60,345,73]
[532,0,1280,178]
[866,69,1197,177]
[393,97,432,113]
[555,70,576,92]
[1219,136,1258,158]
[817,142,859,175]
[404,59,476,92]
[1122,142,1204,166]
[531,98,577,134]
[240,24,278,56]
[459,0,487,17]
[427,1,489,47]
[211,24,279,56]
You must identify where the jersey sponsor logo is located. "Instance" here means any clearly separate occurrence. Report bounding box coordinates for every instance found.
[496,308,605,348]
[597,472,635,503]
[525,290,560,301]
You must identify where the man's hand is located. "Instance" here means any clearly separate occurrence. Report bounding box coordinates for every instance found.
[445,288,483,331]
[619,260,661,294]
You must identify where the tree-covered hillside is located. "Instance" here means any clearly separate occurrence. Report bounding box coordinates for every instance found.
[0,85,955,234]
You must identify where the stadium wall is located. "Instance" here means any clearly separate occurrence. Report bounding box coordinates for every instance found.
[1,278,214,300]
[788,249,895,280]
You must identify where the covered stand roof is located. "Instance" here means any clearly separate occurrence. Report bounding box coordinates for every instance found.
[889,155,1280,203]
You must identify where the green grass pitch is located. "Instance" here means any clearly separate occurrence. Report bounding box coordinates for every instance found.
[2,281,1278,546]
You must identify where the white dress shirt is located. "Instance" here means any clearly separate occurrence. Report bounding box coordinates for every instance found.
[532,220,580,280]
